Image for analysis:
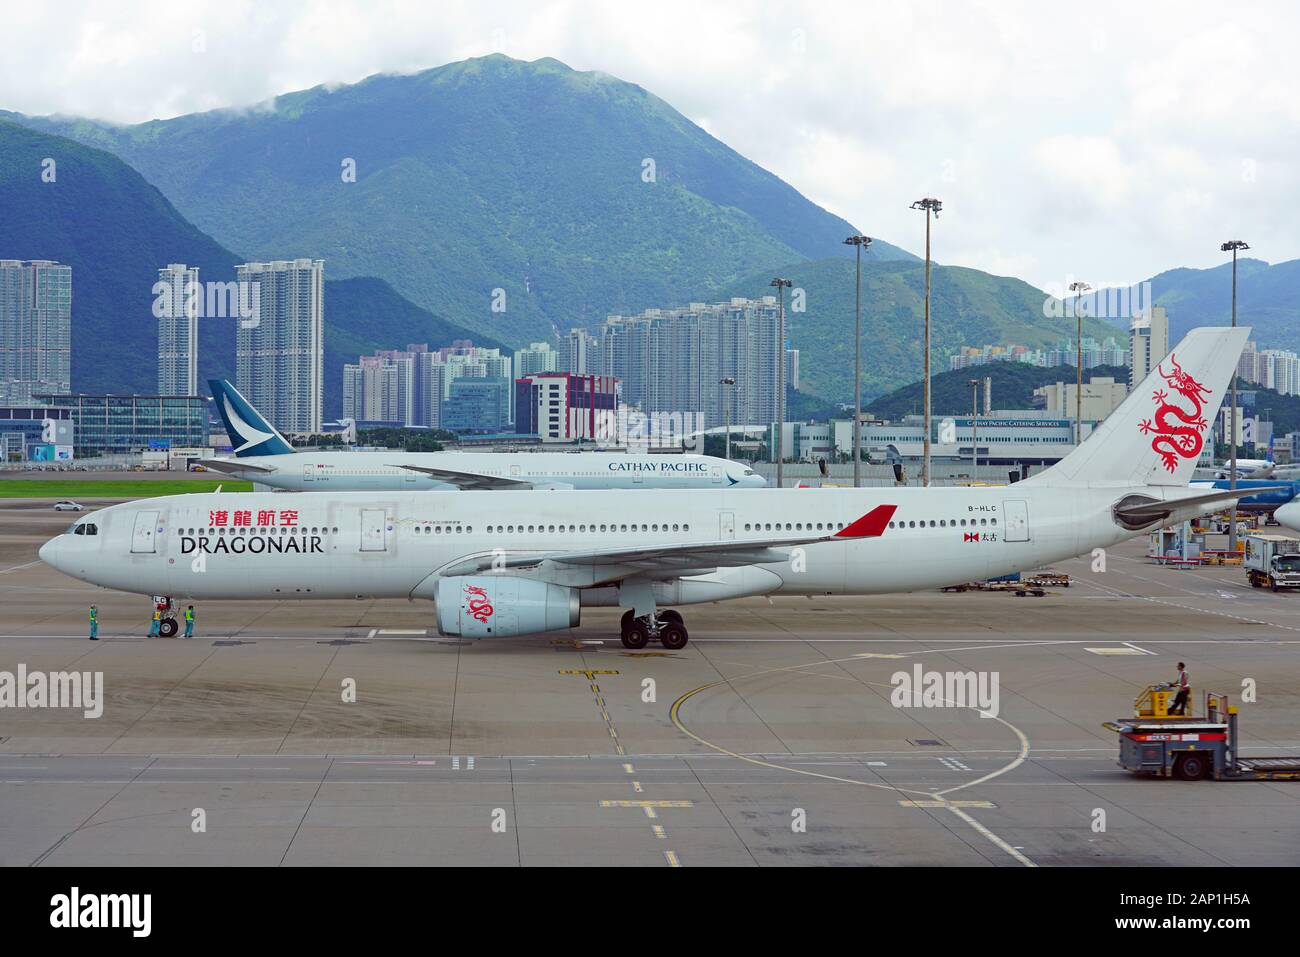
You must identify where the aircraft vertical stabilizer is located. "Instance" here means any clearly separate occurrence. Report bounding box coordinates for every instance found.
[1024,326,1249,488]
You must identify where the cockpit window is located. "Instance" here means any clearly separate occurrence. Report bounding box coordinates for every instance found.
[70,522,98,536]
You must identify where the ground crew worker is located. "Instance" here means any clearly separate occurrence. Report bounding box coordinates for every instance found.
[1169,662,1190,715]
[184,605,195,638]
[89,605,98,641]
[149,607,162,638]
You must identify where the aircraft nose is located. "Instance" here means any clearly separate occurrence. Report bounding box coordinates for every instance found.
[1276,501,1300,531]
[38,536,62,569]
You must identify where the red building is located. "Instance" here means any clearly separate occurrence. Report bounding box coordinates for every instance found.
[515,373,619,443]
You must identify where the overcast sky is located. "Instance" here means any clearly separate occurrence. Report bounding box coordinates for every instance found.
[2,1,1295,292]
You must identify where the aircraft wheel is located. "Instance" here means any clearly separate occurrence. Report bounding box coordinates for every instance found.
[659,621,689,650]
[620,618,650,650]
[159,617,179,638]
[658,610,683,627]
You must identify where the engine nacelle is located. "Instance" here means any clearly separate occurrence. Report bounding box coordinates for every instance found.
[434,576,580,638]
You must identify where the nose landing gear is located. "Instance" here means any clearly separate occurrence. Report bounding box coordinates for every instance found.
[152,595,179,638]
[619,609,689,650]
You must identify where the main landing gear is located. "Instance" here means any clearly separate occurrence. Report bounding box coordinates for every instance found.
[619,609,689,650]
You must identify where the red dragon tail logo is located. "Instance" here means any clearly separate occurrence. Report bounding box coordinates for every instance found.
[1137,354,1211,473]
[464,584,494,622]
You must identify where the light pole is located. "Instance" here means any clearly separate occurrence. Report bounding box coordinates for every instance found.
[770,277,793,489]
[911,198,942,486]
[1069,280,1092,445]
[721,376,735,460]
[1222,239,1250,553]
[969,378,980,479]
[843,235,872,487]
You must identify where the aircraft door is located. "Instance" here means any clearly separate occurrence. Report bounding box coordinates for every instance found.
[1002,500,1030,542]
[360,508,388,551]
[303,464,314,483]
[711,466,723,484]
[720,511,735,540]
[131,510,160,553]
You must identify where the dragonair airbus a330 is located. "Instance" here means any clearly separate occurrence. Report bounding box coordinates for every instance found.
[204,379,765,491]
[42,327,1271,650]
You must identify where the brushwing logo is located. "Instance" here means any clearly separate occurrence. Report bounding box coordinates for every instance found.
[222,395,278,454]
[1137,354,1211,473]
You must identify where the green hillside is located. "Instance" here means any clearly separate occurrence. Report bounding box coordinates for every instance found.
[716,257,1119,404]
[1135,258,1300,353]
[0,122,499,416]
[4,55,913,348]
[0,120,242,395]
[865,362,1129,420]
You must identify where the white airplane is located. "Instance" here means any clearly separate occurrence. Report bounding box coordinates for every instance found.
[1274,500,1300,530]
[42,327,1269,649]
[1203,457,1300,481]
[205,379,764,491]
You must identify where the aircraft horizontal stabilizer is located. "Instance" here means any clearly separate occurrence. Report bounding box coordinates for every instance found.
[202,459,276,475]
[1115,486,1289,525]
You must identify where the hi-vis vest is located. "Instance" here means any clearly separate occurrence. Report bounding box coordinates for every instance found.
[153,610,162,621]
[184,609,194,622]
[89,609,97,622]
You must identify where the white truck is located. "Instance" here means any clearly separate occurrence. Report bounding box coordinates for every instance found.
[1244,534,1300,591]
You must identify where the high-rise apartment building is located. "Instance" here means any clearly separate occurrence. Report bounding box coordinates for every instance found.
[1238,340,1300,397]
[0,260,72,404]
[560,328,601,375]
[599,297,783,429]
[235,259,324,434]
[156,263,200,396]
[514,341,558,377]
[343,341,512,429]
[1129,305,1170,390]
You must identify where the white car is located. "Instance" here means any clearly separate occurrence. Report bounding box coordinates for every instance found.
[52,501,83,512]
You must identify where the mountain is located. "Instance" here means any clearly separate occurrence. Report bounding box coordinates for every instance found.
[0,120,242,396]
[0,121,498,414]
[715,257,1119,404]
[3,55,914,350]
[1136,258,1300,352]
[865,362,1129,421]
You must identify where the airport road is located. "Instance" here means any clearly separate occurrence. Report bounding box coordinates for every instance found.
[2,499,1299,866]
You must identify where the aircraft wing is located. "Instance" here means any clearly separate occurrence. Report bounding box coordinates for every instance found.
[202,458,277,475]
[443,504,897,575]
[391,464,539,490]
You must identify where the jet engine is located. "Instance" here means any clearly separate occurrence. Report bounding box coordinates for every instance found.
[434,576,580,638]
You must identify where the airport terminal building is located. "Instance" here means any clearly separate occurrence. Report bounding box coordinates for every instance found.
[776,411,1078,467]
[35,394,207,456]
